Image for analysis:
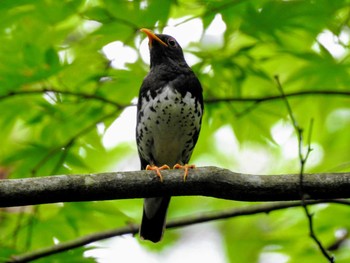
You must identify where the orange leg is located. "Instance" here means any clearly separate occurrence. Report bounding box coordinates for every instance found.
[146,164,170,182]
[173,164,196,181]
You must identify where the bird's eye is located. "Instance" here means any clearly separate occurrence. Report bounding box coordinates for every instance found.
[167,38,177,47]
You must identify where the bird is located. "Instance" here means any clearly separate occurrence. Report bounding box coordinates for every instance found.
[136,28,203,243]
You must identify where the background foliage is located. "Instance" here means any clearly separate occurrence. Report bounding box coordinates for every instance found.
[1,0,350,262]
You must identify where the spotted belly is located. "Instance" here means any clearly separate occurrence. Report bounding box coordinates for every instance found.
[136,85,202,167]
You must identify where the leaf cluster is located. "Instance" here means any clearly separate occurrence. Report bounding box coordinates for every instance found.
[1,0,350,262]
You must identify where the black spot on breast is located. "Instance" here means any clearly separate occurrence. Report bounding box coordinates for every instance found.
[150,90,157,99]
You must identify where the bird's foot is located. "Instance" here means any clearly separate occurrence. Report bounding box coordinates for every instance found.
[173,164,195,181]
[146,164,170,182]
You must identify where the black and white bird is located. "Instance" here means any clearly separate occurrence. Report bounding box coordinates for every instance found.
[136,29,203,242]
[136,28,203,242]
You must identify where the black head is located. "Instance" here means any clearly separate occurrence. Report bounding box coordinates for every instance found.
[140,28,187,68]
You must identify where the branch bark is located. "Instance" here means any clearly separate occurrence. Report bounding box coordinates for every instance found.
[1,167,350,207]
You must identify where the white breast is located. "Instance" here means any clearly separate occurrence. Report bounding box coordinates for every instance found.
[137,85,202,166]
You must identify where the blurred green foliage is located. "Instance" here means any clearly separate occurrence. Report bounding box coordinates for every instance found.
[0,0,350,262]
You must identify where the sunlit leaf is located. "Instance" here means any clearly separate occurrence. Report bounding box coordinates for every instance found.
[1,0,350,262]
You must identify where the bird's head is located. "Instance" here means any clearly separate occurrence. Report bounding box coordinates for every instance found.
[140,28,187,68]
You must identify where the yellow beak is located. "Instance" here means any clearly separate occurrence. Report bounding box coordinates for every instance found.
[140,28,168,47]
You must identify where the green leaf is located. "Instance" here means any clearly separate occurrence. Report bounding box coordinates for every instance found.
[45,47,61,71]
[2,1,350,262]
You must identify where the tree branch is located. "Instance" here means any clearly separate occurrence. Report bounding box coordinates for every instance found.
[1,88,349,107]
[0,88,126,109]
[205,90,350,104]
[1,167,350,207]
[7,199,350,263]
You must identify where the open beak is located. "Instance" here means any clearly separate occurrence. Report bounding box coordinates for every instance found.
[140,28,168,47]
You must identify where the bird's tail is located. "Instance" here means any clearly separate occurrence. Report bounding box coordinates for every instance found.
[140,197,171,243]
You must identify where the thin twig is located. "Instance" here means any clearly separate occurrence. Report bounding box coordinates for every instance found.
[205,90,350,104]
[25,206,38,250]
[31,109,120,176]
[11,207,27,247]
[51,139,75,175]
[0,88,126,109]
[275,75,334,263]
[301,119,314,189]
[1,88,349,107]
